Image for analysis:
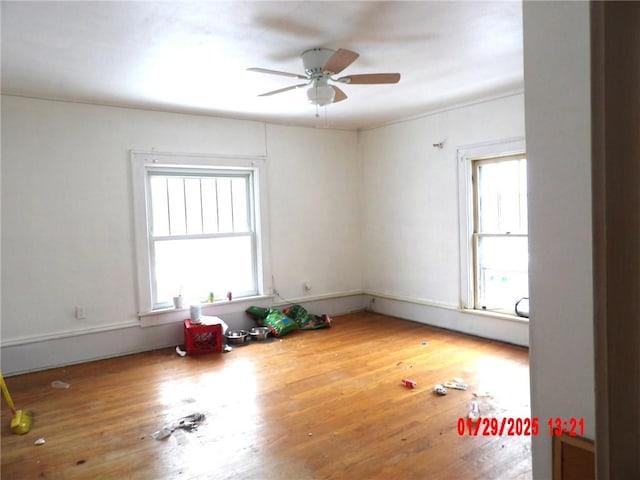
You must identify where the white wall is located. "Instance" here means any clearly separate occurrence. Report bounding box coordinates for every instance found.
[523,2,595,478]
[359,94,529,345]
[1,96,363,374]
[265,124,362,300]
[1,92,532,373]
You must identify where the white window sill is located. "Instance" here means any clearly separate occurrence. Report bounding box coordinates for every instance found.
[459,307,530,324]
[138,294,274,328]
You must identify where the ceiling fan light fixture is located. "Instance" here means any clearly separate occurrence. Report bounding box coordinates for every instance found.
[307,84,335,106]
[250,46,400,107]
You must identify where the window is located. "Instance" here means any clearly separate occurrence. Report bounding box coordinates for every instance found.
[457,138,528,317]
[472,155,528,312]
[131,151,270,313]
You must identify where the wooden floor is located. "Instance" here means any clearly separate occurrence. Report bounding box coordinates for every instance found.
[1,312,532,479]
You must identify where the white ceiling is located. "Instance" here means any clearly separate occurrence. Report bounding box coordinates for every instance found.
[1,1,523,131]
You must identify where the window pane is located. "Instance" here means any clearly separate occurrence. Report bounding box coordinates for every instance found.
[477,235,528,310]
[519,160,528,231]
[201,177,219,233]
[231,177,249,232]
[478,159,527,234]
[217,178,233,233]
[184,178,203,235]
[478,163,500,232]
[153,235,255,306]
[167,177,186,236]
[150,176,169,236]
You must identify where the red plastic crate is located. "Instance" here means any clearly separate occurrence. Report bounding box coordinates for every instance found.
[184,319,223,355]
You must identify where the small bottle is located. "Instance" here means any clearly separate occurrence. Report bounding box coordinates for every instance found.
[401,378,417,389]
[468,400,480,422]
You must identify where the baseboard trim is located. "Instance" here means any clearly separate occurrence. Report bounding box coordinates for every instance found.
[0,292,367,376]
[1,320,140,348]
[363,290,459,311]
[1,290,528,376]
[364,291,529,347]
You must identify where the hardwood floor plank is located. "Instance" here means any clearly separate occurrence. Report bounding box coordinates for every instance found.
[1,312,531,479]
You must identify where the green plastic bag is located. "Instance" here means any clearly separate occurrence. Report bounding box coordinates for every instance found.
[246,306,269,324]
[283,304,331,330]
[263,309,297,337]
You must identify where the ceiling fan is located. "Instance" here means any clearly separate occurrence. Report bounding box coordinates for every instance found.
[248,47,401,106]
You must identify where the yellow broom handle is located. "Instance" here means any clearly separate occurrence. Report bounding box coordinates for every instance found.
[0,374,17,414]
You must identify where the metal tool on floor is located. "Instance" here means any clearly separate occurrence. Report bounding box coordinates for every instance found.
[0,373,33,434]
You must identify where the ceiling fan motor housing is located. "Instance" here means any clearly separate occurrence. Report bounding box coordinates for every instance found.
[302,48,336,77]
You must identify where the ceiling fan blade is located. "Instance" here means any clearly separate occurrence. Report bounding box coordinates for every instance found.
[258,83,308,97]
[247,67,308,80]
[322,48,360,74]
[337,73,401,84]
[331,86,348,103]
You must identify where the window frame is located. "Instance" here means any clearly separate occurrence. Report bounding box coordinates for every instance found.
[472,154,528,311]
[457,138,527,317]
[131,150,271,315]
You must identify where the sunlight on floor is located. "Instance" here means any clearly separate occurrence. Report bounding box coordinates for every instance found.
[471,355,531,418]
[154,358,268,475]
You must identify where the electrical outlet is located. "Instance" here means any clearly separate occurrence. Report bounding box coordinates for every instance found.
[76,306,86,320]
[303,282,312,292]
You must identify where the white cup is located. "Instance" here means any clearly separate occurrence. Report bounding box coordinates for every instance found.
[173,296,184,309]
[190,304,202,323]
